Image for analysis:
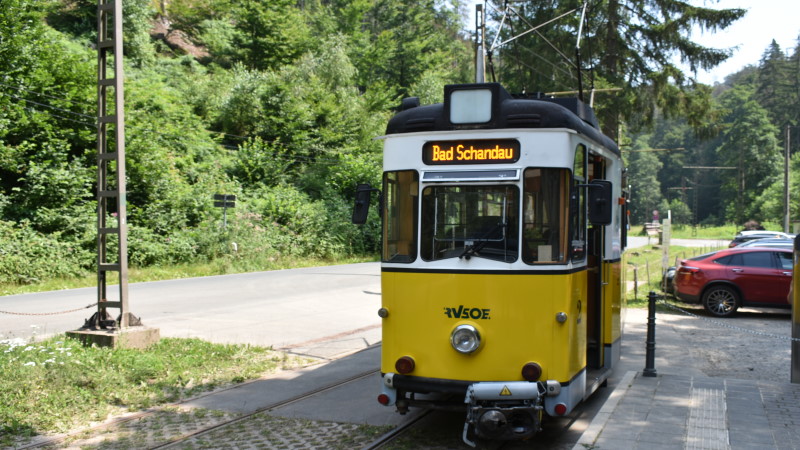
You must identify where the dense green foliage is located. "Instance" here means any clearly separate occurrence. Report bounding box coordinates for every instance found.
[0,0,469,285]
[1,0,797,287]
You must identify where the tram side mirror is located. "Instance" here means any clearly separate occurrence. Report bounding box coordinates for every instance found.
[352,183,374,225]
[587,180,612,226]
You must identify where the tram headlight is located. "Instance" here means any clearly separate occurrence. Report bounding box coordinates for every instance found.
[450,324,481,354]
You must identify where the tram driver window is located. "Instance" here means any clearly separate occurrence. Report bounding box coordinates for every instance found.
[383,170,418,263]
[523,168,569,264]
[420,185,518,262]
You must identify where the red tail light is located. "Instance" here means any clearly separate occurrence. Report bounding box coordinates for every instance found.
[679,266,701,274]
[522,362,543,382]
[377,394,390,405]
[395,356,415,374]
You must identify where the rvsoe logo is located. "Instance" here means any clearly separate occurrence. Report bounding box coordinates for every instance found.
[444,306,490,319]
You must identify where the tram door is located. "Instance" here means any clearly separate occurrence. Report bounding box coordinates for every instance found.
[586,156,606,371]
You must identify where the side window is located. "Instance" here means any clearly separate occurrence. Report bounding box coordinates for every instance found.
[714,255,733,265]
[523,168,569,264]
[571,145,587,261]
[777,252,793,270]
[740,252,775,268]
[382,170,418,263]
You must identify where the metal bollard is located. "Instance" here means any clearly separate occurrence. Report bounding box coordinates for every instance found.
[643,291,658,377]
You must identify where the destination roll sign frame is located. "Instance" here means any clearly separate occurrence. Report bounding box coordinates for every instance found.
[423,139,520,165]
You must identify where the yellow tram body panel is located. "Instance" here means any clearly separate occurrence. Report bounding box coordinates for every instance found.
[381,269,588,383]
[603,260,624,345]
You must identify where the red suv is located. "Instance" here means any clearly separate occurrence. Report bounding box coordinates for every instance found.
[674,247,793,317]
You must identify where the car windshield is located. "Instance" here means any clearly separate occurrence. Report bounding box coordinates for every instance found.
[420,185,518,262]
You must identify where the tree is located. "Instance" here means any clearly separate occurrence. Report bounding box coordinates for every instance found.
[716,85,781,224]
[354,0,472,101]
[755,40,794,130]
[231,0,310,71]
[625,137,663,224]
[488,0,745,140]
[0,0,96,236]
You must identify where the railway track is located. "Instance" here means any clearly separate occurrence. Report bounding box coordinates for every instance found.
[361,409,432,449]
[19,366,383,449]
[151,367,380,449]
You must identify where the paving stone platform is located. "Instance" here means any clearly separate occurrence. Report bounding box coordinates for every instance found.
[574,371,800,449]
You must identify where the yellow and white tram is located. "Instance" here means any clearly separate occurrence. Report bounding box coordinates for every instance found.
[353,82,626,445]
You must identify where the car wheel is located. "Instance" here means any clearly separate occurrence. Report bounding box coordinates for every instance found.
[702,285,739,317]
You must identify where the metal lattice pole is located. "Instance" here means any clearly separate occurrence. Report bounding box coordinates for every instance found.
[94,0,131,328]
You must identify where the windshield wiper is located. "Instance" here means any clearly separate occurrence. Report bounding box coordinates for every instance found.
[459,241,487,260]
[458,222,506,260]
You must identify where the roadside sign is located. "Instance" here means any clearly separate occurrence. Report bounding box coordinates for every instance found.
[213,194,236,228]
[213,194,236,208]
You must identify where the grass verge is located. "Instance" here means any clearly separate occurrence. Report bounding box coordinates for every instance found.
[0,335,310,447]
[625,243,723,308]
[629,221,785,240]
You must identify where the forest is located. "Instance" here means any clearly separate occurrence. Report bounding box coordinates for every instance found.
[0,0,798,286]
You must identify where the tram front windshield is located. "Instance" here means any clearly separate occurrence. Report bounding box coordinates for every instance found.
[420,186,519,262]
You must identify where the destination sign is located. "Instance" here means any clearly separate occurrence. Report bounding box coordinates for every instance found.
[422,140,520,165]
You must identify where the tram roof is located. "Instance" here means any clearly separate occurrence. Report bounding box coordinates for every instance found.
[386,83,619,156]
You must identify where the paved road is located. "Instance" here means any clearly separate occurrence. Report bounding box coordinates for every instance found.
[1,237,724,348]
[0,263,383,358]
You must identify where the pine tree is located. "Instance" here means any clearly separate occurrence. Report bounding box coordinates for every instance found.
[488,0,745,140]
[756,41,794,130]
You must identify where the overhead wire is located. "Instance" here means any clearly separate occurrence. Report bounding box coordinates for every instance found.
[490,3,578,71]
[483,0,580,90]
[0,90,96,122]
[0,80,94,112]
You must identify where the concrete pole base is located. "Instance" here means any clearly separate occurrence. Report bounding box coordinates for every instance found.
[66,326,160,349]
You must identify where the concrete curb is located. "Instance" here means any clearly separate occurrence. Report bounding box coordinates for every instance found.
[572,370,637,449]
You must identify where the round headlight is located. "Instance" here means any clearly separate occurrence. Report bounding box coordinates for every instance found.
[451,324,481,354]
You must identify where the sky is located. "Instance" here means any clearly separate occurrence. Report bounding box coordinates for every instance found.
[466,0,800,85]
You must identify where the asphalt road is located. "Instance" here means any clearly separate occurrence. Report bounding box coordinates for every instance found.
[0,236,724,347]
[0,263,383,358]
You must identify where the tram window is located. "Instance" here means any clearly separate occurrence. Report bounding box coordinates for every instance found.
[383,170,419,263]
[420,185,518,262]
[523,168,569,264]
[571,145,587,262]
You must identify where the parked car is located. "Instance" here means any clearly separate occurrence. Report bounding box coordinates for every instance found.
[661,266,676,295]
[735,238,795,249]
[674,247,793,317]
[728,230,793,247]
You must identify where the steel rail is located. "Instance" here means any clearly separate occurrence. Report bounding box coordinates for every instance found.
[361,409,432,450]
[150,368,380,449]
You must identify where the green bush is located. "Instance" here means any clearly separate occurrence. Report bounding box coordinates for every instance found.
[0,221,92,285]
[128,226,200,266]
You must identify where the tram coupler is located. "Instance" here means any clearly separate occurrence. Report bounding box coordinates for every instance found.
[462,381,544,447]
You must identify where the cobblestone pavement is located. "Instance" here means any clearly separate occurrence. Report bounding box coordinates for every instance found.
[575,303,800,450]
[47,408,387,449]
[659,300,792,383]
[42,405,388,449]
[577,372,800,450]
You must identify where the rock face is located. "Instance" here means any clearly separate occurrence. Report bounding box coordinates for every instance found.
[150,16,210,60]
